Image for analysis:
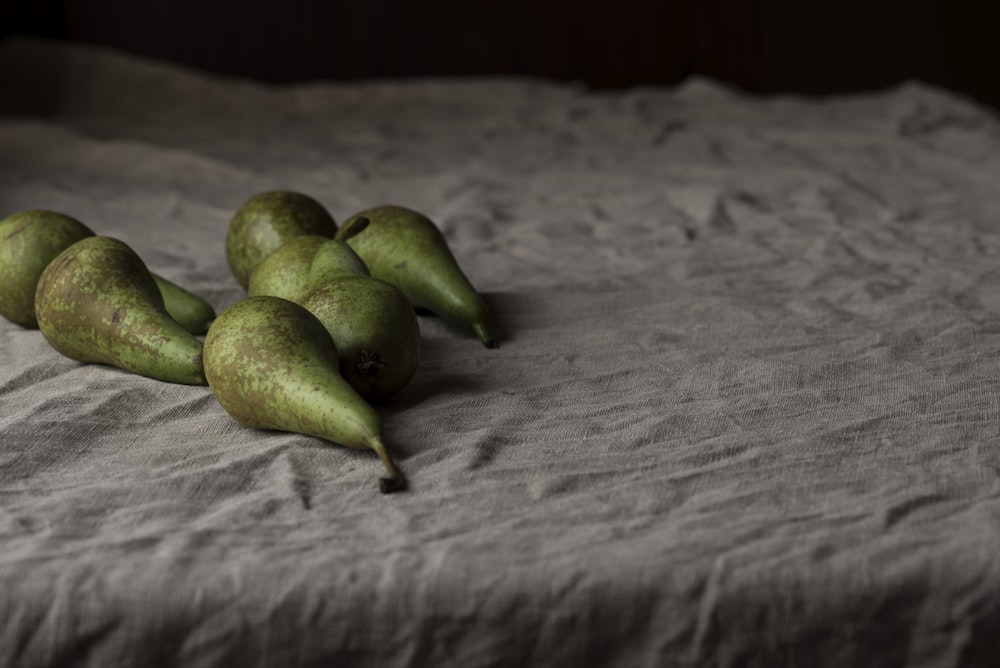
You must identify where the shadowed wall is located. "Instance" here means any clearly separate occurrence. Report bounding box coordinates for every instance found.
[1,0,998,110]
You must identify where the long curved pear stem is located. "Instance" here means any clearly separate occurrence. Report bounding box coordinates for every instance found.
[370,436,406,493]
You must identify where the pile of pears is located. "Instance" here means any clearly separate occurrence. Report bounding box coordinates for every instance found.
[0,192,497,493]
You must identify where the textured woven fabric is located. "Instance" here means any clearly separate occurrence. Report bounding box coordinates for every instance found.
[2,37,1000,667]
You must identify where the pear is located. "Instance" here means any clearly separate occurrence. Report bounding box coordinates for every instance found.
[308,230,371,285]
[34,236,207,385]
[159,281,214,334]
[247,234,369,303]
[0,209,92,327]
[226,190,338,290]
[0,209,216,333]
[248,219,370,303]
[336,205,497,347]
[202,295,405,493]
[300,276,420,402]
[247,235,328,302]
[150,274,216,335]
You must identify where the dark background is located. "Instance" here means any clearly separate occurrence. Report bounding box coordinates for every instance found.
[2,0,999,111]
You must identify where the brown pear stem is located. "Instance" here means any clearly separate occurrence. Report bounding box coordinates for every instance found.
[370,436,406,493]
[336,216,370,243]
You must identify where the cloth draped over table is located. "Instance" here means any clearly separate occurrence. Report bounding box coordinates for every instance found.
[1,37,999,667]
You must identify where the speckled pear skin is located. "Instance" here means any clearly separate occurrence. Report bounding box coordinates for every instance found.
[203,296,405,493]
[300,276,420,402]
[336,205,497,347]
[34,236,207,385]
[0,210,94,327]
[226,190,338,290]
[0,209,217,334]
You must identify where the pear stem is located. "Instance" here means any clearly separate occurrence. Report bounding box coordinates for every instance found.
[370,436,406,493]
[336,216,370,243]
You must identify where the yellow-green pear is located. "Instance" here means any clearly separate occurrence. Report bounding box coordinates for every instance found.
[203,296,405,493]
[225,190,338,290]
[0,209,216,333]
[35,236,207,385]
[336,205,497,347]
[300,276,420,402]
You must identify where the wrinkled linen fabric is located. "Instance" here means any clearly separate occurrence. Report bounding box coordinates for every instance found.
[2,36,1000,667]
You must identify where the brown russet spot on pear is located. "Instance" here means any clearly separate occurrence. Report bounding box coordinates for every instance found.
[34,236,207,385]
[203,296,405,493]
[335,205,497,347]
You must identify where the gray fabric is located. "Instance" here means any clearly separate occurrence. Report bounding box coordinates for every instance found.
[2,36,1000,667]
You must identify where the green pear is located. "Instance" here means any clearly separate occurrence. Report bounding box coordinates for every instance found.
[150,274,216,336]
[247,233,369,303]
[336,205,497,347]
[247,235,328,302]
[0,209,92,327]
[300,276,420,402]
[225,190,338,290]
[308,234,371,286]
[0,209,216,333]
[34,236,207,385]
[202,295,405,493]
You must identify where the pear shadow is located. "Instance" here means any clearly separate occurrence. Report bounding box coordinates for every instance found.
[413,290,522,349]
[376,371,489,415]
[480,291,517,348]
[373,289,533,421]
